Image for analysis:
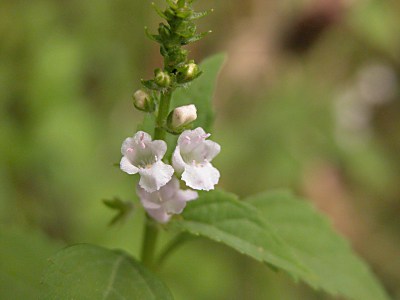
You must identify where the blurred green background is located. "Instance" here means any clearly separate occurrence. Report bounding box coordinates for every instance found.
[1,0,400,299]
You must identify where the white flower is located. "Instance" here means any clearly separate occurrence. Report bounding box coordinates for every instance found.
[168,104,197,130]
[173,127,221,191]
[137,177,198,223]
[120,131,174,192]
[133,89,152,111]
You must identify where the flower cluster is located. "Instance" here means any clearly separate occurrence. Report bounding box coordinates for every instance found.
[120,126,220,223]
[118,0,217,224]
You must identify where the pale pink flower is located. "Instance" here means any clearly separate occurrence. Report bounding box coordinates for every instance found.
[137,177,198,223]
[173,127,220,191]
[120,131,174,192]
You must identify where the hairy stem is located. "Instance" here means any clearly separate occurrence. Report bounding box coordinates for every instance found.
[154,89,173,140]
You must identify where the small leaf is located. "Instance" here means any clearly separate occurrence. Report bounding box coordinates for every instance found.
[172,53,226,132]
[189,9,213,20]
[103,197,134,226]
[170,190,310,280]
[246,191,390,300]
[182,31,211,44]
[166,0,178,10]
[144,27,162,44]
[141,79,163,91]
[41,244,173,300]
[152,2,169,20]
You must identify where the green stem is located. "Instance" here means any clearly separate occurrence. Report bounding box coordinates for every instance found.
[155,233,195,269]
[154,89,173,140]
[140,88,173,268]
[140,216,159,269]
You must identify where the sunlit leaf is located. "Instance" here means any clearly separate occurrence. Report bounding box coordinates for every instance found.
[246,190,390,300]
[171,190,310,280]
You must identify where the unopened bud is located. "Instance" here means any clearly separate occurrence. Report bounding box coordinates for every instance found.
[133,89,153,112]
[155,69,171,87]
[158,23,171,40]
[168,104,197,132]
[176,7,192,19]
[164,8,175,20]
[178,61,200,83]
[185,62,199,78]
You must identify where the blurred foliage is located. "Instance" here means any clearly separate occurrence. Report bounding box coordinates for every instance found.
[0,228,62,299]
[1,0,400,299]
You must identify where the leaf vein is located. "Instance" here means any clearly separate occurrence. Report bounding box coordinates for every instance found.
[102,254,126,300]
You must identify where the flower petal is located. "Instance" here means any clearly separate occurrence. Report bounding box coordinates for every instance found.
[121,137,135,155]
[141,200,161,210]
[176,189,198,202]
[172,146,186,173]
[136,177,198,223]
[133,131,152,144]
[182,163,220,191]
[177,127,206,145]
[136,186,162,210]
[120,156,139,174]
[138,161,174,192]
[177,127,207,154]
[150,140,167,159]
[159,176,180,199]
[203,140,221,161]
[164,198,187,215]
[146,209,171,224]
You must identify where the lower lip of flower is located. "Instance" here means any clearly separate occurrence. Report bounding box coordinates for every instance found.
[190,160,206,167]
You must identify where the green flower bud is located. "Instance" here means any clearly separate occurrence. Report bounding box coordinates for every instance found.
[167,104,197,132]
[176,7,192,19]
[133,89,154,112]
[184,61,199,79]
[164,8,175,20]
[154,69,171,87]
[158,23,171,40]
[177,61,200,83]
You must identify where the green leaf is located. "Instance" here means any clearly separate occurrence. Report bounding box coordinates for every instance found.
[103,197,134,226]
[246,191,390,300]
[170,190,310,281]
[172,53,226,132]
[41,244,173,300]
[0,228,62,300]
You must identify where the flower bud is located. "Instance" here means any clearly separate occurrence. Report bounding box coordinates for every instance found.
[158,23,171,40]
[177,61,200,83]
[133,89,154,112]
[167,104,197,132]
[185,62,199,78]
[176,7,192,19]
[154,69,171,87]
[164,8,175,20]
